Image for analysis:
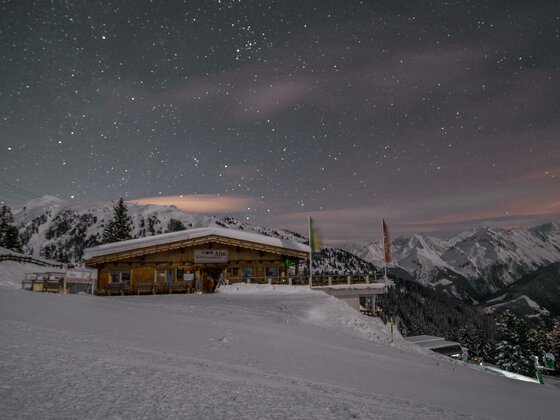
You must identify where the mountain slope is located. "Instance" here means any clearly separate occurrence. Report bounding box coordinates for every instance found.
[1,287,558,419]
[482,262,560,319]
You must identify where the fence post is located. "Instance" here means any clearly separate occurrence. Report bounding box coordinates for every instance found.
[347,276,351,285]
[328,277,332,286]
[288,277,292,286]
[268,278,272,285]
[366,275,370,284]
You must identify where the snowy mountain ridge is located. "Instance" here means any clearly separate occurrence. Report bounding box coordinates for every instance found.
[353,222,560,307]
[13,196,307,263]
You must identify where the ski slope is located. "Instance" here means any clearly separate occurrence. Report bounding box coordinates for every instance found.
[1,286,558,419]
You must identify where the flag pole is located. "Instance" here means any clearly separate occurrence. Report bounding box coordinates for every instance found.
[382,218,388,290]
[308,215,313,287]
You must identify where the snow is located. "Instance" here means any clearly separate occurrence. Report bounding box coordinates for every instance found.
[311,283,387,290]
[218,283,318,295]
[1,287,559,419]
[486,293,508,304]
[433,278,453,286]
[487,295,551,316]
[83,226,309,260]
[474,364,540,384]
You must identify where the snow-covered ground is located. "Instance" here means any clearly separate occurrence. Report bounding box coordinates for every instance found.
[1,285,558,419]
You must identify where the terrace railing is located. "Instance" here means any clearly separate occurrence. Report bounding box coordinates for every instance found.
[225,273,385,286]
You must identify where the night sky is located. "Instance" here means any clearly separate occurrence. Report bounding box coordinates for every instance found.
[1,0,559,243]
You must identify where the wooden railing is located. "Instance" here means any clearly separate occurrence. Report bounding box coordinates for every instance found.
[0,253,63,268]
[22,272,94,295]
[226,273,385,286]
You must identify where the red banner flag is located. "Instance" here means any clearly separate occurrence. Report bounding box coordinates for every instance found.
[382,219,392,263]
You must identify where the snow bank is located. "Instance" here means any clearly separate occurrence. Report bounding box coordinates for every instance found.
[218,283,317,295]
[219,284,411,349]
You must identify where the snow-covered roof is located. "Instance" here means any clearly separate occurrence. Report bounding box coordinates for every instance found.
[83,227,310,260]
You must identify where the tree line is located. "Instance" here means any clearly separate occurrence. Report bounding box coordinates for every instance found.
[377,277,560,377]
[0,205,22,252]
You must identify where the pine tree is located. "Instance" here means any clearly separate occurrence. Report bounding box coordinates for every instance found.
[549,322,560,370]
[165,218,186,233]
[102,198,133,243]
[458,325,475,356]
[528,323,554,365]
[495,310,534,376]
[470,325,495,363]
[0,205,22,252]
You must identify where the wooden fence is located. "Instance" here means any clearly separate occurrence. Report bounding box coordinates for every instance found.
[0,253,63,268]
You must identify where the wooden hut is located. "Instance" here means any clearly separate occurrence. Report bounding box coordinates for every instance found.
[83,227,309,295]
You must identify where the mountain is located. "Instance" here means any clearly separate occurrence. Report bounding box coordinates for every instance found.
[353,223,560,314]
[12,196,377,275]
[481,261,560,320]
[12,196,309,262]
[311,247,378,275]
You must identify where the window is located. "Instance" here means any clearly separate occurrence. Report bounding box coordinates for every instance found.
[111,270,130,284]
[242,267,253,279]
[177,268,194,281]
[266,267,277,278]
[156,269,175,283]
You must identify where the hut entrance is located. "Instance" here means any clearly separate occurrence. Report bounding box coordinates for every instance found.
[201,268,223,293]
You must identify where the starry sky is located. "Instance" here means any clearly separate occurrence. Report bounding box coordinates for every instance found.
[1,0,559,244]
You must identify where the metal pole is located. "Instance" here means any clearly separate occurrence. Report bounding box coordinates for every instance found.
[308,215,313,287]
[382,218,388,290]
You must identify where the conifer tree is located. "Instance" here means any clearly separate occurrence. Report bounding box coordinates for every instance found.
[550,322,560,370]
[459,325,475,355]
[528,323,554,365]
[165,218,186,233]
[0,205,22,252]
[495,310,534,376]
[470,325,495,363]
[102,198,133,243]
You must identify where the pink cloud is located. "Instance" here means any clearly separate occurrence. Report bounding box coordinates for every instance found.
[129,194,256,213]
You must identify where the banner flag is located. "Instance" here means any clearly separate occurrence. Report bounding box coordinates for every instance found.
[382,218,392,263]
[309,217,322,256]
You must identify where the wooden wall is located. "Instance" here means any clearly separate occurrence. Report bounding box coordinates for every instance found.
[96,241,295,290]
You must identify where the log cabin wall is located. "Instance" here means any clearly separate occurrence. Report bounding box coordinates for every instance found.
[95,241,299,291]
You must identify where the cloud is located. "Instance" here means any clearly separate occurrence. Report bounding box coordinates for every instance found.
[129,194,256,214]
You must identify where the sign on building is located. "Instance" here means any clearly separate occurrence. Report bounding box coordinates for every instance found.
[194,249,228,263]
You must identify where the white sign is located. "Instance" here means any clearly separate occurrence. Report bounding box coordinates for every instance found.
[183,273,195,281]
[194,249,228,263]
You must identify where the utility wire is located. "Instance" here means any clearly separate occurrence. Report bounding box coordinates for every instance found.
[0,181,68,208]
